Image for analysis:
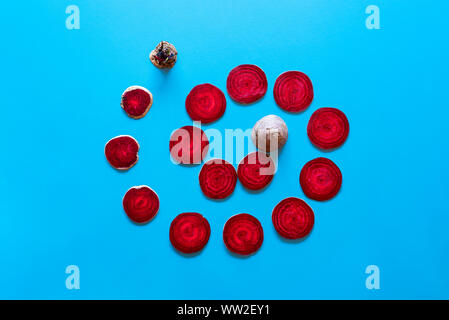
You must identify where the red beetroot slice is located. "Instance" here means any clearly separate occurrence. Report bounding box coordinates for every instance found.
[223,214,263,255]
[272,197,314,239]
[307,108,349,150]
[237,152,275,190]
[121,86,153,119]
[226,64,268,104]
[199,159,237,199]
[105,135,139,170]
[170,212,211,254]
[123,186,159,224]
[169,126,209,164]
[300,157,342,201]
[185,84,226,124]
[273,71,313,112]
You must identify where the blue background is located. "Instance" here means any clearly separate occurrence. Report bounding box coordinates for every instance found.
[0,0,448,299]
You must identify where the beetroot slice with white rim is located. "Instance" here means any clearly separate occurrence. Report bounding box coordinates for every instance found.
[273,71,313,112]
[169,126,209,164]
[237,152,275,191]
[223,213,263,256]
[169,212,211,254]
[227,64,267,104]
[121,86,153,119]
[123,186,159,224]
[105,135,139,170]
[185,84,226,124]
[272,197,314,239]
[199,159,237,199]
[300,157,342,201]
[307,107,349,150]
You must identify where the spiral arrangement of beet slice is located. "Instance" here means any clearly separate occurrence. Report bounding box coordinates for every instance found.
[170,212,211,254]
[109,51,349,255]
[185,84,226,124]
[300,157,342,201]
[272,197,314,239]
[199,159,237,199]
[307,108,349,150]
[273,71,313,112]
[121,86,153,119]
[169,126,209,164]
[223,214,263,256]
[105,135,139,170]
[122,186,160,224]
[226,64,268,104]
[237,152,275,190]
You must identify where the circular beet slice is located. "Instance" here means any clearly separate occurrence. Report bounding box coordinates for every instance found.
[226,64,268,104]
[199,159,237,199]
[272,197,314,239]
[169,126,209,164]
[300,157,342,201]
[121,86,153,119]
[105,135,139,170]
[170,212,211,254]
[223,214,263,256]
[185,84,226,124]
[237,152,275,191]
[273,71,313,112]
[122,185,159,224]
[307,107,349,150]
